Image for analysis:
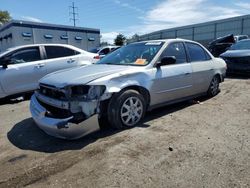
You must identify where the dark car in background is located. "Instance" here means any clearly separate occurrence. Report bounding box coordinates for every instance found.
[220,39,250,75]
[208,34,235,57]
[208,34,249,58]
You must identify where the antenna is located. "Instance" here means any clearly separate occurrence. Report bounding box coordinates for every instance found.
[69,2,79,27]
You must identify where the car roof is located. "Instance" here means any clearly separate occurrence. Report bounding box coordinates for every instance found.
[0,43,86,57]
[6,43,83,52]
[131,38,201,45]
[236,39,250,42]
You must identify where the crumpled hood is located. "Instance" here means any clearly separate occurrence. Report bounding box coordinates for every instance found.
[220,50,250,58]
[39,64,133,88]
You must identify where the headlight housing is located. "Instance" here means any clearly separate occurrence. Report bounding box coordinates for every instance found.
[70,85,106,100]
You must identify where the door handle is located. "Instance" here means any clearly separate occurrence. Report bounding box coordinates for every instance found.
[185,73,191,75]
[35,63,45,68]
[67,59,76,63]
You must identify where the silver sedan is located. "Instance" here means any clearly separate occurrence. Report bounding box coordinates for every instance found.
[30,39,226,139]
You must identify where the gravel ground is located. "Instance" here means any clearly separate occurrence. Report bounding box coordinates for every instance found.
[0,78,249,188]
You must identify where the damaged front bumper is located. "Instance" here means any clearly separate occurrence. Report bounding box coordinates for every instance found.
[30,94,100,139]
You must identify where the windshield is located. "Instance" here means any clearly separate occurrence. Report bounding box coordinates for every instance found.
[230,40,250,50]
[97,42,164,66]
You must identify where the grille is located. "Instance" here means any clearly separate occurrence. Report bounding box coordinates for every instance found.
[37,98,71,119]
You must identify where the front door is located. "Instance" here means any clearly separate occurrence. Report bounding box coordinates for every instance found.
[0,47,47,95]
[150,42,193,106]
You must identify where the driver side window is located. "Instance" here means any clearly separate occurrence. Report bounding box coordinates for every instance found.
[8,47,41,64]
[161,42,187,64]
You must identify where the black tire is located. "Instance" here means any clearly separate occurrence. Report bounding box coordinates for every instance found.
[107,90,146,129]
[207,75,220,97]
[98,100,111,130]
[98,115,110,130]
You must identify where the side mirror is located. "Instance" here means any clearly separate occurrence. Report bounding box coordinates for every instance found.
[157,56,176,67]
[0,57,11,69]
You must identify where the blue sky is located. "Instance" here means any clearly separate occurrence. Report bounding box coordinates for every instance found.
[1,0,250,43]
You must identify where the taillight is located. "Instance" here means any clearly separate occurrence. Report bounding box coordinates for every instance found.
[94,55,100,59]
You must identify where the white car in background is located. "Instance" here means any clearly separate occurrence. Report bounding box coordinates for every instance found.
[89,46,120,58]
[0,44,99,99]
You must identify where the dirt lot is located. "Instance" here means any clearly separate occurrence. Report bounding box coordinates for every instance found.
[0,78,249,188]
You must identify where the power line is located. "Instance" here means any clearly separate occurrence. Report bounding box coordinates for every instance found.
[69,2,79,27]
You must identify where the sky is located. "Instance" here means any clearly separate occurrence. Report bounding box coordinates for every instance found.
[1,0,250,44]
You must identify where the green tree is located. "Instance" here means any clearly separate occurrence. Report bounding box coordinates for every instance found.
[114,33,126,46]
[0,10,11,25]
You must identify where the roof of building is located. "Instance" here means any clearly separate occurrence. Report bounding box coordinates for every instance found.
[0,20,100,34]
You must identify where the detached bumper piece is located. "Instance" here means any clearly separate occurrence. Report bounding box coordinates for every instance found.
[30,95,100,139]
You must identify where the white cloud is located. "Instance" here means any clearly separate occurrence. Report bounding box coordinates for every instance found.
[113,0,144,14]
[101,31,119,44]
[21,16,43,23]
[138,0,244,34]
[115,0,249,37]
[235,2,250,10]
[103,0,249,43]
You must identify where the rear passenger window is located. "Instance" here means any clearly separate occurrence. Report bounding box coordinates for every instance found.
[186,43,211,62]
[45,46,79,59]
[161,42,187,64]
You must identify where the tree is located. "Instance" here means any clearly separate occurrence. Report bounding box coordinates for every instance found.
[0,10,11,25]
[131,34,139,41]
[114,33,126,46]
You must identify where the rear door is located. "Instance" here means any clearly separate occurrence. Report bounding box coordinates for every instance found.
[0,46,47,95]
[185,42,214,94]
[150,42,193,106]
[43,46,81,75]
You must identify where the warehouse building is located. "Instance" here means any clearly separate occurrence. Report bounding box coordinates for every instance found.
[0,20,100,52]
[132,14,250,47]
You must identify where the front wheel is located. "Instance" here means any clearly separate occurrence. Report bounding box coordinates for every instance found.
[107,90,146,129]
[207,76,220,97]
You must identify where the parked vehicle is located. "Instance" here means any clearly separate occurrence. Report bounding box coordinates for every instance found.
[30,39,226,139]
[0,44,99,99]
[208,34,249,57]
[208,34,235,57]
[220,39,250,75]
[234,35,249,42]
[89,46,120,58]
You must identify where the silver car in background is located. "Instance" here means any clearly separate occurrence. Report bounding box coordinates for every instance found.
[0,44,99,99]
[30,39,226,139]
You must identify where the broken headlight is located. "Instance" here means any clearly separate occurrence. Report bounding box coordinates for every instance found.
[70,85,106,100]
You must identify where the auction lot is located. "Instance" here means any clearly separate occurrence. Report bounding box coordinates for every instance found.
[0,78,249,188]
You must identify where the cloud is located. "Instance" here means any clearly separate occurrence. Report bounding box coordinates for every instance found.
[113,0,144,14]
[101,31,120,44]
[116,0,249,37]
[21,16,43,23]
[235,2,250,10]
[139,0,244,34]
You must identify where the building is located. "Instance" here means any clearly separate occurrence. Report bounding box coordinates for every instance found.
[0,20,100,52]
[132,14,250,47]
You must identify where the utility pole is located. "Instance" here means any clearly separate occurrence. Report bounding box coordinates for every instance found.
[69,2,78,27]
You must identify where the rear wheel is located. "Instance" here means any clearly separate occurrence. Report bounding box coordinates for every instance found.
[107,90,146,129]
[207,76,220,97]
